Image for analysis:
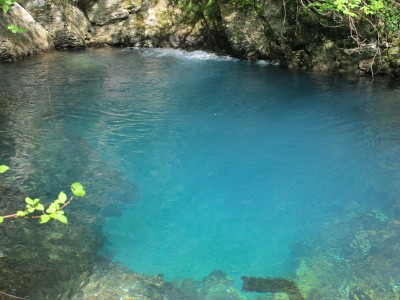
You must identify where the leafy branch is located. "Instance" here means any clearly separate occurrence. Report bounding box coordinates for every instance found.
[0,165,86,224]
[297,0,400,75]
[301,0,400,36]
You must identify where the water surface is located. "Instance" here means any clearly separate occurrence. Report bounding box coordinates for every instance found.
[1,48,399,296]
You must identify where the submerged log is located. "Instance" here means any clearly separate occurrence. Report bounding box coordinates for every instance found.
[241,276,305,300]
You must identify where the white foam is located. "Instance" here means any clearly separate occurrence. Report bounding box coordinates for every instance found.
[123,47,236,62]
[256,60,269,66]
[256,59,280,66]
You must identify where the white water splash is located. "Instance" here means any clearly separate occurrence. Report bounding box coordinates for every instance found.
[256,59,280,66]
[123,47,236,61]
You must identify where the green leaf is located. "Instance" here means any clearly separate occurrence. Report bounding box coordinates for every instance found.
[50,210,63,216]
[40,214,51,224]
[1,0,15,13]
[33,198,40,205]
[25,197,34,205]
[16,210,26,217]
[0,217,4,223]
[46,203,58,214]
[2,5,10,13]
[7,25,27,34]
[35,203,45,211]
[71,182,86,197]
[57,192,67,203]
[26,206,35,213]
[0,165,9,173]
[56,214,68,224]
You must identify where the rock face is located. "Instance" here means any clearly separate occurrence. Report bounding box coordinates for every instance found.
[87,0,141,26]
[0,0,399,74]
[85,0,231,53]
[219,2,280,60]
[0,3,53,61]
[218,0,399,75]
[1,0,230,61]
[25,0,90,49]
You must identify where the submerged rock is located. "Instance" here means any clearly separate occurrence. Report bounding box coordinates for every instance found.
[71,262,166,300]
[241,276,305,300]
[72,264,243,299]
[294,208,400,299]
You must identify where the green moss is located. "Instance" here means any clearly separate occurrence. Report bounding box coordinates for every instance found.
[157,9,174,27]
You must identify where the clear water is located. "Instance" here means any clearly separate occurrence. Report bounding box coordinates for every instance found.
[1,48,400,293]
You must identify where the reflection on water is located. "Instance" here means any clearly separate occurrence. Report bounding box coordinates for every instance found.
[0,48,400,299]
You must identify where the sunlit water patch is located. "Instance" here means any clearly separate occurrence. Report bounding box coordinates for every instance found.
[1,48,400,296]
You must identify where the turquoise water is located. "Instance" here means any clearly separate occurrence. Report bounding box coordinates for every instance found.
[1,48,400,294]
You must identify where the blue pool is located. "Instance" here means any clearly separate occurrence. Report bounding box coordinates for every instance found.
[1,48,399,298]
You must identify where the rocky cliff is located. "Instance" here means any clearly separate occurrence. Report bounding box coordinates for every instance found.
[0,3,53,61]
[218,0,399,76]
[1,0,399,75]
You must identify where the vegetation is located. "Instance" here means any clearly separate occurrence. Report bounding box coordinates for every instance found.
[0,165,86,224]
[230,0,265,13]
[299,0,399,73]
[172,0,399,34]
[1,0,27,33]
[6,24,27,33]
[170,0,221,23]
[304,0,400,33]
[171,0,265,18]
[0,0,15,13]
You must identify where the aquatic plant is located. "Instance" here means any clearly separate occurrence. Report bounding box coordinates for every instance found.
[0,165,86,224]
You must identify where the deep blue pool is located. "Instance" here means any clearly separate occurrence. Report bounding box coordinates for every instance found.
[1,48,400,297]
